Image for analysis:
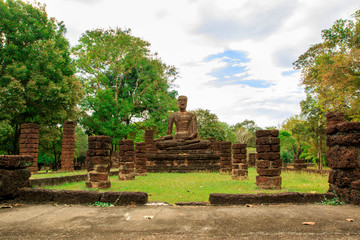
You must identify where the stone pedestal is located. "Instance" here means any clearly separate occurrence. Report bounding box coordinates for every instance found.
[232,143,248,180]
[326,115,360,205]
[135,142,147,176]
[294,159,307,170]
[118,140,135,180]
[0,155,33,200]
[220,141,232,174]
[255,130,282,189]
[60,121,75,172]
[248,153,256,167]
[20,123,39,173]
[86,136,111,189]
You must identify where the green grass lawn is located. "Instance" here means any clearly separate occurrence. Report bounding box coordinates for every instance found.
[36,168,329,204]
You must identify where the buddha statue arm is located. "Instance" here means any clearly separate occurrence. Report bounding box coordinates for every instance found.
[165,114,174,139]
[187,114,198,140]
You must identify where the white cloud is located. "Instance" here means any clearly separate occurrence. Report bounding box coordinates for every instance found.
[37,0,360,128]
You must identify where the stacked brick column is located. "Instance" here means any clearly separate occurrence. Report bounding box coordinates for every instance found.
[135,142,147,176]
[326,113,360,204]
[20,123,40,173]
[60,121,75,172]
[0,155,33,200]
[220,141,232,174]
[145,130,156,154]
[232,143,248,180]
[86,136,111,189]
[118,140,135,180]
[294,159,307,170]
[248,153,256,167]
[110,151,120,168]
[255,130,282,189]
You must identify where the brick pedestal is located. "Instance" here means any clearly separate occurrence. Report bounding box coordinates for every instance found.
[135,142,147,176]
[248,153,256,167]
[220,141,232,174]
[60,121,75,171]
[232,143,248,180]
[118,140,135,180]
[86,136,111,189]
[326,113,360,204]
[294,159,307,170]
[20,123,39,174]
[255,130,282,189]
[0,155,33,200]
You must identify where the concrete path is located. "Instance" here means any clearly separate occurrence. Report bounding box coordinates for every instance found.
[1,203,360,239]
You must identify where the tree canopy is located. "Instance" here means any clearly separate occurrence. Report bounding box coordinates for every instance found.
[72,28,178,144]
[0,0,82,154]
[294,10,360,120]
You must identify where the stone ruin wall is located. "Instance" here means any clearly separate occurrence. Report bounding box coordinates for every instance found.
[135,142,147,176]
[20,123,40,173]
[255,130,282,189]
[0,155,33,200]
[220,141,232,174]
[118,139,135,180]
[326,112,360,204]
[60,121,75,172]
[293,159,307,170]
[248,153,256,167]
[86,136,111,189]
[232,143,248,180]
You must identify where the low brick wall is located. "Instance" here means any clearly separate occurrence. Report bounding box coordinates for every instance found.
[30,170,119,187]
[16,188,148,205]
[282,168,330,175]
[209,192,336,205]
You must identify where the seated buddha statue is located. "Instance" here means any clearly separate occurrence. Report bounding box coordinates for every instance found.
[156,96,210,150]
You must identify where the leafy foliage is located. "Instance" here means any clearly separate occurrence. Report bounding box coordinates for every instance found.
[0,0,82,154]
[73,28,178,144]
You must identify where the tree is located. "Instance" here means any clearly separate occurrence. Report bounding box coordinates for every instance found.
[73,28,178,144]
[0,0,82,154]
[294,10,360,120]
[231,120,260,147]
[190,109,226,141]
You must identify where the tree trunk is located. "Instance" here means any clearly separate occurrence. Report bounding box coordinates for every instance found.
[318,134,323,170]
[13,124,20,155]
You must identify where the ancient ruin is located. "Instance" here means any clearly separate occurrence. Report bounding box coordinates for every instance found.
[146,96,220,172]
[220,141,232,174]
[0,155,33,200]
[232,143,248,180]
[248,153,256,167]
[118,139,135,180]
[326,112,360,204]
[135,142,147,176]
[60,121,76,171]
[86,136,111,189]
[293,159,307,170]
[255,130,282,189]
[20,123,40,173]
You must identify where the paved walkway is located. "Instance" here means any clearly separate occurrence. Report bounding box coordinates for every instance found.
[1,203,360,239]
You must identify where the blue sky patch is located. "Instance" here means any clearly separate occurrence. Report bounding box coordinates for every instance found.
[205,50,272,88]
[281,70,297,76]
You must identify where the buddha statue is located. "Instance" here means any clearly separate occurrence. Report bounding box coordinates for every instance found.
[156,95,210,150]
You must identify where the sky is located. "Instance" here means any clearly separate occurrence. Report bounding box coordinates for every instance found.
[37,0,360,128]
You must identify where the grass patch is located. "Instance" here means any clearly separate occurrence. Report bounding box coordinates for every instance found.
[37,168,328,204]
[30,169,118,179]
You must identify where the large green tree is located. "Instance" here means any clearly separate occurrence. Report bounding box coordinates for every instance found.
[72,28,178,144]
[0,0,82,154]
[231,120,260,147]
[294,10,360,120]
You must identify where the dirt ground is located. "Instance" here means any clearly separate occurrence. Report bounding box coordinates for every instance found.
[1,203,360,240]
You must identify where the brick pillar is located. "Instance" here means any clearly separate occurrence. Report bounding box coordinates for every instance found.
[135,142,147,176]
[220,141,232,174]
[232,143,248,180]
[111,151,120,168]
[118,139,135,180]
[20,123,40,174]
[145,130,156,168]
[0,155,33,200]
[86,136,111,189]
[248,153,256,167]
[255,130,282,189]
[294,159,307,170]
[60,121,75,172]
[326,114,360,204]
[326,112,345,128]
